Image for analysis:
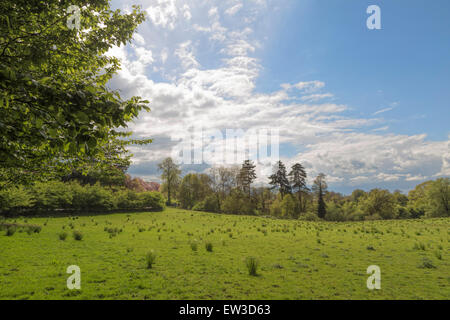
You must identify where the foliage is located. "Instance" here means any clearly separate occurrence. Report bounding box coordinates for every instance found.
[0,0,150,184]
[0,181,166,214]
[312,173,327,219]
[192,194,221,213]
[221,189,255,215]
[269,161,291,198]
[158,158,181,205]
[359,189,397,220]
[238,160,257,198]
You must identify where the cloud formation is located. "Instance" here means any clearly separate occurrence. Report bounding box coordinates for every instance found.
[107,0,449,192]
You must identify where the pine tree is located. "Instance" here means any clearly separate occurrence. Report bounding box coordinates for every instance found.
[238,160,257,198]
[288,163,309,212]
[268,161,291,199]
[312,173,327,218]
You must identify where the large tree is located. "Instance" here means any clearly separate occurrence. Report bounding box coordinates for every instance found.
[268,161,291,199]
[158,157,181,205]
[0,0,149,184]
[312,173,327,219]
[288,163,309,212]
[238,160,257,198]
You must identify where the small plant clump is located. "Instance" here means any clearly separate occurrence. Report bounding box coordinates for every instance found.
[146,251,157,269]
[246,257,259,276]
[73,231,83,241]
[205,242,213,252]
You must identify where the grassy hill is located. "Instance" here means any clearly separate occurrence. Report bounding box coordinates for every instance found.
[0,208,448,299]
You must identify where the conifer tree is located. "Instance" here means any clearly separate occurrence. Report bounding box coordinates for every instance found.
[312,173,328,218]
[238,160,257,198]
[268,161,291,199]
[288,163,309,212]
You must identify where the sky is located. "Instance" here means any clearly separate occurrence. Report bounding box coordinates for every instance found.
[107,0,450,194]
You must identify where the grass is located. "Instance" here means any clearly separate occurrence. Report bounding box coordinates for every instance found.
[0,207,448,300]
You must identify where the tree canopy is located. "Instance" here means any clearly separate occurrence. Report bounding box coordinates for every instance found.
[0,0,150,184]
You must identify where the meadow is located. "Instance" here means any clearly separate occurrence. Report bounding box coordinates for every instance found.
[0,208,448,300]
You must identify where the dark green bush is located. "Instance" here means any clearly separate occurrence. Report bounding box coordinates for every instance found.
[146,251,156,269]
[0,181,166,214]
[246,257,259,276]
[6,226,16,236]
[73,230,83,241]
[59,232,68,240]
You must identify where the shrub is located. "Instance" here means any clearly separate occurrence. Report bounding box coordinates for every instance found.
[138,191,166,211]
[59,232,68,240]
[205,242,213,252]
[146,251,156,269]
[6,226,16,236]
[71,183,116,211]
[0,186,34,214]
[298,212,320,221]
[190,242,198,251]
[31,181,72,211]
[27,225,42,234]
[246,257,259,276]
[192,195,220,213]
[73,231,83,241]
[419,257,436,269]
[221,190,255,215]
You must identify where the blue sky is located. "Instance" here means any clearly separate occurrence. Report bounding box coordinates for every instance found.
[108,0,449,194]
[255,0,450,140]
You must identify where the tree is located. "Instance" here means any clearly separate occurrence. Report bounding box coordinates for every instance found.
[280,194,296,218]
[158,158,181,205]
[238,160,257,198]
[359,189,396,220]
[426,178,449,217]
[268,161,291,199]
[209,165,240,201]
[312,173,327,219]
[288,163,309,212]
[0,1,149,184]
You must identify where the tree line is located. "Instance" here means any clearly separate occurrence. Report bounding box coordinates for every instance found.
[158,157,449,221]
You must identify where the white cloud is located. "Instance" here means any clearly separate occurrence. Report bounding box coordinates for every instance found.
[225,3,243,16]
[106,0,449,191]
[301,93,334,102]
[373,107,394,115]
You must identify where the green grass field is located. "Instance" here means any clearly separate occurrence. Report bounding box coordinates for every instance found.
[0,208,448,300]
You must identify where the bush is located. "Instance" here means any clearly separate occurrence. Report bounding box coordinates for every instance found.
[70,182,116,211]
[0,181,166,214]
[26,225,42,234]
[221,190,255,215]
[6,226,16,236]
[192,195,221,213]
[246,257,259,276]
[190,242,198,251]
[0,185,34,214]
[59,232,68,241]
[205,242,213,252]
[146,251,156,269]
[138,191,166,211]
[73,230,83,241]
[31,181,72,211]
[298,212,320,221]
